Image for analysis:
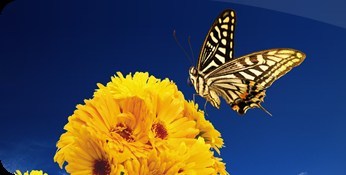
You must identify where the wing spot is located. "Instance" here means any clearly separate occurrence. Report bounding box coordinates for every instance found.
[260,82,266,87]
[229,50,233,58]
[273,70,280,77]
[244,57,254,65]
[256,54,264,62]
[276,54,290,58]
[221,24,228,29]
[229,91,237,100]
[287,60,294,65]
[249,68,262,76]
[266,60,276,66]
[296,52,303,58]
[265,76,274,84]
[279,66,287,72]
[293,58,301,63]
[278,50,294,54]
[215,26,221,38]
[267,50,278,55]
[215,54,225,63]
[230,11,235,17]
[210,32,218,43]
[221,39,226,45]
[267,56,282,62]
[218,47,226,54]
[223,17,230,23]
[222,31,227,37]
[239,71,255,80]
[202,60,219,73]
[259,65,268,71]
[285,62,293,67]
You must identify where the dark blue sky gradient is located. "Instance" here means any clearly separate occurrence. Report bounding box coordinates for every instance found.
[1,0,346,174]
[216,0,346,29]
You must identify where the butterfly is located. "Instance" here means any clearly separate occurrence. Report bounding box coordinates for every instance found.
[188,9,306,116]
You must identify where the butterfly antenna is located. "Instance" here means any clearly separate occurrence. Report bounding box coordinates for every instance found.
[173,30,194,65]
[258,104,272,116]
[188,36,195,65]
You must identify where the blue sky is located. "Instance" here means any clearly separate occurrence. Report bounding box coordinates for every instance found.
[215,0,346,29]
[1,0,346,174]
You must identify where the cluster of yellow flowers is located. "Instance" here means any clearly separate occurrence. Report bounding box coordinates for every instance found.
[54,72,228,175]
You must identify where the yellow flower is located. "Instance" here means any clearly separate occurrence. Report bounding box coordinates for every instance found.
[184,101,224,153]
[169,138,216,175]
[54,91,152,167]
[212,157,229,175]
[14,170,48,175]
[123,137,221,175]
[148,86,199,149]
[54,132,74,168]
[54,71,228,174]
[101,72,183,101]
[99,72,200,148]
[64,128,125,175]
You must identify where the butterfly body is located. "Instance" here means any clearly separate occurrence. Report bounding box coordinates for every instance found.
[189,9,306,115]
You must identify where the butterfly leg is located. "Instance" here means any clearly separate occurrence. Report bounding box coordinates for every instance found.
[193,93,198,102]
[204,100,209,116]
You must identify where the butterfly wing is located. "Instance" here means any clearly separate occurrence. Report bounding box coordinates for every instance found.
[197,9,236,75]
[206,48,306,114]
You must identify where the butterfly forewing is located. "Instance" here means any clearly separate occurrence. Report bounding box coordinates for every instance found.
[198,9,236,75]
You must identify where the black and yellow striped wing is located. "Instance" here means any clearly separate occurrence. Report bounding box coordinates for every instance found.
[206,48,306,114]
[197,9,236,75]
[190,9,306,115]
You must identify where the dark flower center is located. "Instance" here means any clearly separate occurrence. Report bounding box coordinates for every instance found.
[93,159,111,175]
[152,122,168,139]
[112,123,135,142]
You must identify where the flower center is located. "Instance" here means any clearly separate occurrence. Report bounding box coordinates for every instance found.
[112,123,135,142]
[152,122,168,139]
[93,159,111,175]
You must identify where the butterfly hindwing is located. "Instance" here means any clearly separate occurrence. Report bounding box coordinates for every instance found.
[206,48,305,114]
[198,9,236,75]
